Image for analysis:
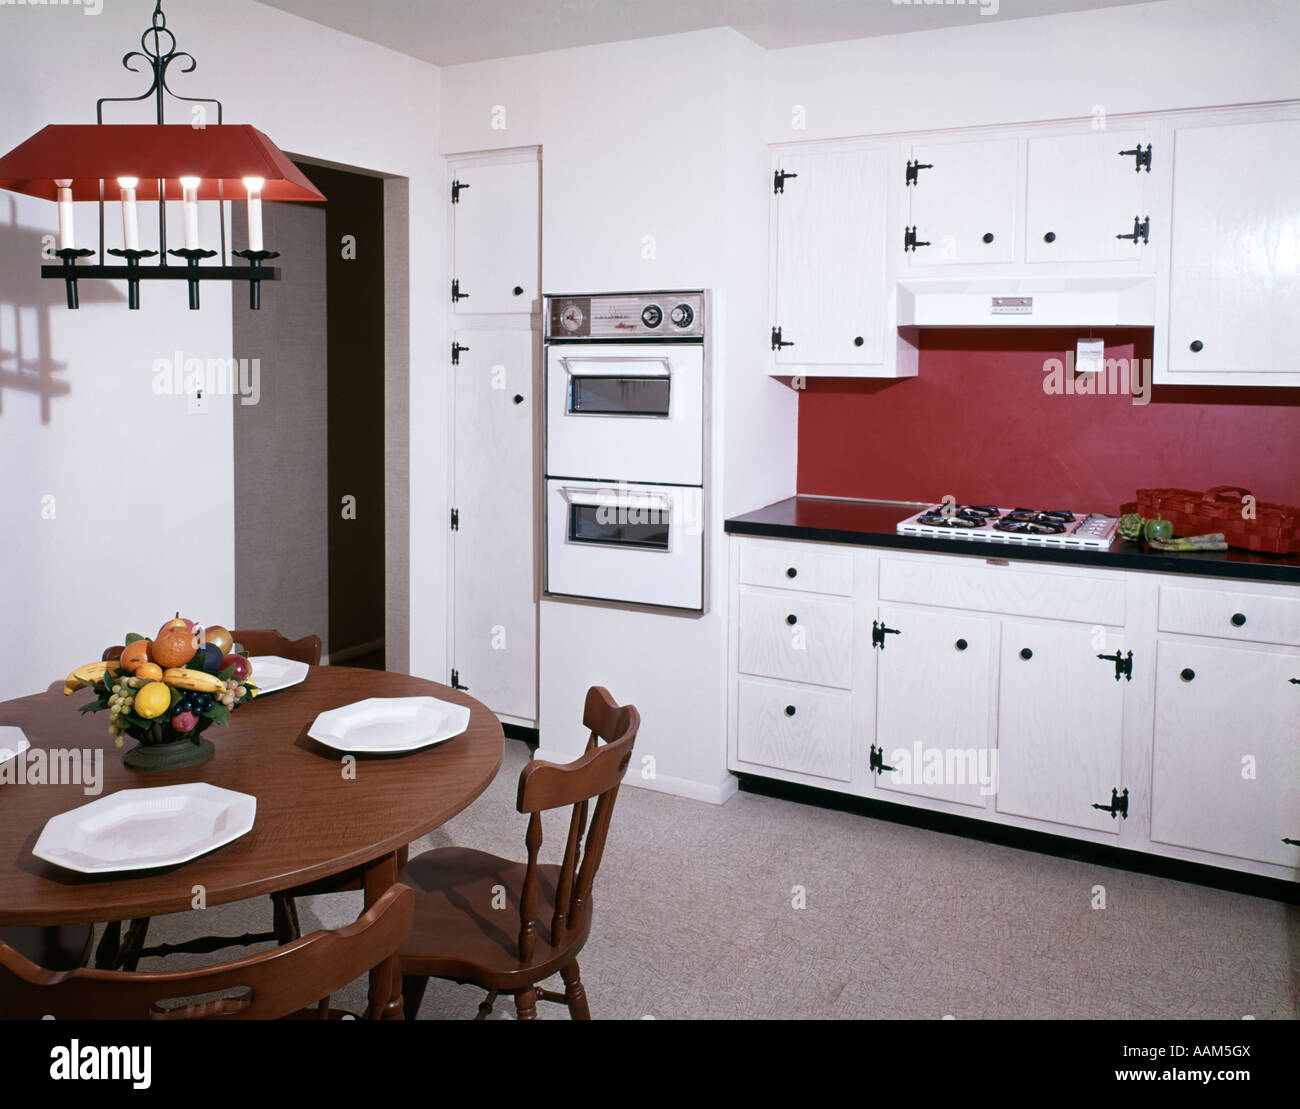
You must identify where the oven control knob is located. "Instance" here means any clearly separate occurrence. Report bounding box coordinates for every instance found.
[670,303,694,328]
[641,304,663,328]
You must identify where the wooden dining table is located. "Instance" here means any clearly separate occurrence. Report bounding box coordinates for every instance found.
[0,666,504,1019]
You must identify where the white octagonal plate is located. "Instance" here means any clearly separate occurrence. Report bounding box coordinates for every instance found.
[247,655,309,695]
[0,726,30,768]
[33,783,257,874]
[307,696,471,754]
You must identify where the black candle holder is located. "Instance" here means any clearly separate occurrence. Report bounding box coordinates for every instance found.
[167,247,218,309]
[106,247,159,309]
[232,249,280,311]
[53,248,95,309]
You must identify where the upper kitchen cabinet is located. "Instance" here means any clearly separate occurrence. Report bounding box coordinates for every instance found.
[904,138,1018,266]
[1164,116,1300,386]
[770,147,915,378]
[451,151,540,316]
[1025,130,1152,264]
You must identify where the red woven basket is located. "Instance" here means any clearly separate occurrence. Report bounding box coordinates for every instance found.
[1132,487,1300,555]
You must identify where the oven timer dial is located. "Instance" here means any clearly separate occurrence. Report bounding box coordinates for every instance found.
[640,304,663,328]
[559,304,585,332]
[670,303,694,328]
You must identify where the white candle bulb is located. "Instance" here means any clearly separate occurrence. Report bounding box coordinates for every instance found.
[180,176,200,250]
[117,177,140,251]
[243,177,265,252]
[54,179,74,250]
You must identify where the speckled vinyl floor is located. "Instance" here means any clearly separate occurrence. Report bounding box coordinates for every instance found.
[125,738,1298,1020]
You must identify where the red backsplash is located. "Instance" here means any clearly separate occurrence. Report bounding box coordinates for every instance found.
[796,329,1300,514]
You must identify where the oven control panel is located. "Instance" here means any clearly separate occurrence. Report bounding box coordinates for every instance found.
[546,292,705,340]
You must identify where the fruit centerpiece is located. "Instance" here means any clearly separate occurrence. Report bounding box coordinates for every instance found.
[66,615,257,770]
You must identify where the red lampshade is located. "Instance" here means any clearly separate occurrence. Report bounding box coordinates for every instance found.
[0,124,325,202]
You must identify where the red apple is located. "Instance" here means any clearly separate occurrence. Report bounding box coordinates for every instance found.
[171,711,199,733]
[222,654,251,681]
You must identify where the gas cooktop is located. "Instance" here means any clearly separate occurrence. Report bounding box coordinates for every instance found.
[897,505,1120,550]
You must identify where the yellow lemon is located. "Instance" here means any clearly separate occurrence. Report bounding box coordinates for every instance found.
[134,681,171,719]
[136,663,163,682]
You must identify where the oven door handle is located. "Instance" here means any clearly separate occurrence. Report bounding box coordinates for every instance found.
[559,355,673,378]
[558,484,674,512]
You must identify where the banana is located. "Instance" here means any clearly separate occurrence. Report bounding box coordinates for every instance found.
[63,660,123,695]
[162,667,226,694]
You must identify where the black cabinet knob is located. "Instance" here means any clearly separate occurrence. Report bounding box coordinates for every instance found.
[1230,612,1246,627]
[512,394,524,405]
[1020,648,1033,660]
[785,567,798,578]
[1181,668,1196,682]
[955,638,968,651]
[853,336,864,347]
[512,285,524,296]
[1189,339,1203,352]
[1043,231,1056,243]
[982,232,994,243]
[786,614,798,626]
[784,705,796,717]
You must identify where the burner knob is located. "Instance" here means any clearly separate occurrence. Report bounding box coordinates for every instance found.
[955,639,968,651]
[786,614,798,625]
[1230,612,1246,627]
[1020,647,1033,660]
[670,303,694,328]
[641,304,662,328]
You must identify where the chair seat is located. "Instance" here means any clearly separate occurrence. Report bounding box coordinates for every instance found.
[398,847,591,990]
[0,926,93,971]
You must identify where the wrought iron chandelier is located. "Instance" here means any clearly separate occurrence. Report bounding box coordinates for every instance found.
[0,0,324,311]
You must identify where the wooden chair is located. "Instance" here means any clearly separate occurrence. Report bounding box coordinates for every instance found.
[0,925,93,971]
[232,628,322,666]
[0,885,412,1020]
[399,686,639,1021]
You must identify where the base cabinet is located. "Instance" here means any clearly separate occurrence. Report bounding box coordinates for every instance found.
[728,535,1299,883]
[1150,639,1300,869]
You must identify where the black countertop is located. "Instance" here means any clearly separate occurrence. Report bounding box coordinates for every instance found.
[724,497,1300,585]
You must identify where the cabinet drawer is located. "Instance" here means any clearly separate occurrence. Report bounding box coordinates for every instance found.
[737,589,854,689]
[1158,586,1300,647]
[879,558,1124,626]
[739,540,854,597]
[736,677,852,782]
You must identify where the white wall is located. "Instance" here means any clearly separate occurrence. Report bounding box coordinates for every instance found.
[762,0,1300,142]
[441,29,795,801]
[0,0,442,700]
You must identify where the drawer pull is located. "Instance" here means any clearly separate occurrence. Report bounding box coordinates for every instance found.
[1230,612,1246,627]
[982,232,994,243]
[1043,231,1056,243]
[784,705,796,717]
[1189,339,1203,352]
[786,614,798,626]
[1019,647,1033,661]
[1180,668,1195,682]
[955,638,968,651]
[786,567,798,578]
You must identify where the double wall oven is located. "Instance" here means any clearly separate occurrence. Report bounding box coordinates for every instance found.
[543,291,708,612]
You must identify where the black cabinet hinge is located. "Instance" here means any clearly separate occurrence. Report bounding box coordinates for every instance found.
[451,341,470,365]
[1117,144,1152,172]
[450,669,468,690]
[905,159,933,186]
[451,178,469,203]
[1115,216,1150,245]
[451,278,469,303]
[1092,787,1129,820]
[773,169,798,194]
[904,225,931,252]
[1290,678,1300,685]
[770,325,794,351]
[450,507,459,531]
[872,620,901,649]
[1097,649,1133,681]
[869,744,896,775]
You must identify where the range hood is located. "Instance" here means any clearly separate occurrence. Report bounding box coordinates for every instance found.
[897,276,1156,328]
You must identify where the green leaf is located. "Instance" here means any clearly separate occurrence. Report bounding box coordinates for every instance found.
[78,700,108,715]
[120,710,154,730]
[216,665,236,682]
[124,632,146,645]
[203,702,230,726]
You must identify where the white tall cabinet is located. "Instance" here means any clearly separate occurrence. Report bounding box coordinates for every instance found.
[446,148,541,726]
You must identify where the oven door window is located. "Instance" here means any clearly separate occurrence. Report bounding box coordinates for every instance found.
[567,501,671,551]
[562,357,672,417]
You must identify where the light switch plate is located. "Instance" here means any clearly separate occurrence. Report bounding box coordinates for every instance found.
[187,388,209,415]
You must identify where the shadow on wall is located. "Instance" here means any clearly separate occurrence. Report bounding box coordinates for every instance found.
[0,195,124,424]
